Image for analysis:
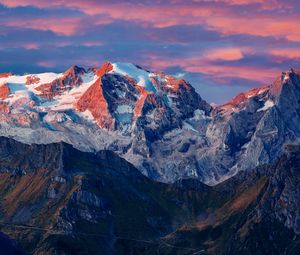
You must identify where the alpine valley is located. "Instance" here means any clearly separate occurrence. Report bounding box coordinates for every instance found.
[0,62,299,254]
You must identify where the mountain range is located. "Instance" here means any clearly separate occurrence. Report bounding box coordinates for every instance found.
[0,62,299,254]
[0,62,300,185]
[0,137,298,254]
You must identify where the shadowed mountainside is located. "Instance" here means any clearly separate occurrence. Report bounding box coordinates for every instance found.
[0,232,26,255]
[0,137,299,254]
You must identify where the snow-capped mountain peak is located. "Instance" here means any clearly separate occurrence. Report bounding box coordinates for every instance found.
[0,61,211,132]
[1,62,300,186]
[109,62,157,92]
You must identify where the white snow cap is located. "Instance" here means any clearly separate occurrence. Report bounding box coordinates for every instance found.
[110,62,157,92]
[0,73,63,88]
[257,99,274,112]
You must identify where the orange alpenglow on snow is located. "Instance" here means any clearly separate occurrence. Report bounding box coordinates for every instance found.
[76,78,115,129]
[76,62,115,130]
[95,61,114,77]
[0,83,10,100]
[25,75,41,85]
[133,86,151,120]
[35,66,85,99]
[0,73,12,79]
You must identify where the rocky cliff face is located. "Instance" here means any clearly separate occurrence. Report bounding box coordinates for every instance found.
[0,63,300,184]
[0,137,213,255]
[0,61,213,183]
[142,144,300,255]
[0,137,298,255]
[204,69,300,183]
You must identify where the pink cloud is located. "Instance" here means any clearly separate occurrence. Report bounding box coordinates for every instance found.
[223,0,288,9]
[82,41,104,47]
[186,64,278,83]
[36,60,57,68]
[0,0,289,11]
[203,47,248,61]
[207,15,300,42]
[0,0,59,8]
[146,54,279,84]
[144,46,271,84]
[269,48,300,59]
[5,17,83,36]
[22,43,39,49]
[1,0,300,41]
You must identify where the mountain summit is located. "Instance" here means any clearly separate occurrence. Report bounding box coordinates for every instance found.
[0,63,300,184]
[0,61,211,131]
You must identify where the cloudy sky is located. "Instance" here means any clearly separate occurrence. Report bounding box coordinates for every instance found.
[0,0,300,103]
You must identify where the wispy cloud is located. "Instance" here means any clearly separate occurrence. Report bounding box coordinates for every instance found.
[0,0,299,103]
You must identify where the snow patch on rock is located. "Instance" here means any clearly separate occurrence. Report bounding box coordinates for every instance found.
[258,100,274,112]
[111,62,157,92]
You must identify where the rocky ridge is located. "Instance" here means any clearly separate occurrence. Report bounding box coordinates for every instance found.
[0,63,300,184]
[0,137,298,254]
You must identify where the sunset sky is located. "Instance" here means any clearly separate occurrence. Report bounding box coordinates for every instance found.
[0,0,300,103]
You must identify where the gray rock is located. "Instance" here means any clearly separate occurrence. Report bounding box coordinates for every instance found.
[1,67,300,186]
[48,188,57,199]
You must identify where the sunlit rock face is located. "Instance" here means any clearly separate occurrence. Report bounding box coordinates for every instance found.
[0,62,300,185]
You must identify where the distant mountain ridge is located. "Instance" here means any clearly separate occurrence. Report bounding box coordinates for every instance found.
[0,62,300,184]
